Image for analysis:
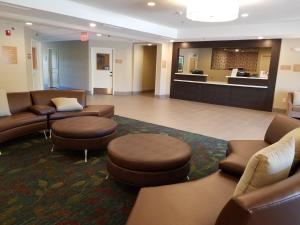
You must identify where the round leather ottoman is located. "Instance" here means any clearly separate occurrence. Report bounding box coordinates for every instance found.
[51,116,117,162]
[107,134,192,187]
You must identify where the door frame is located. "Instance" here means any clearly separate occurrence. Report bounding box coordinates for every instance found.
[31,39,44,90]
[48,48,60,88]
[89,47,114,95]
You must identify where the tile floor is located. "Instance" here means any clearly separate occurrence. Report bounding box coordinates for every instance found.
[87,93,277,141]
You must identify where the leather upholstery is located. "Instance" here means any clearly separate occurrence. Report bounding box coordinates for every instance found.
[127,115,300,225]
[108,158,190,187]
[0,122,47,143]
[264,114,300,144]
[108,134,192,172]
[52,116,117,139]
[30,90,87,107]
[126,172,238,225]
[0,112,47,132]
[29,105,56,115]
[7,92,32,114]
[216,170,300,225]
[52,131,116,151]
[49,105,114,121]
[219,140,269,176]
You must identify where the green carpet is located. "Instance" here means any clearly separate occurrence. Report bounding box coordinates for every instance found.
[0,116,227,225]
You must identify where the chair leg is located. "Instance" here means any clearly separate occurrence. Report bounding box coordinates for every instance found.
[49,129,52,139]
[50,145,54,152]
[0,151,2,156]
[84,149,88,163]
[105,174,110,180]
[186,176,190,181]
[43,130,48,140]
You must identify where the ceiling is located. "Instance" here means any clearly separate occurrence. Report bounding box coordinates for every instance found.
[1,0,300,42]
[70,0,300,28]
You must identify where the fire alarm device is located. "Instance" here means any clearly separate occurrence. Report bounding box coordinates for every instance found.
[5,30,11,36]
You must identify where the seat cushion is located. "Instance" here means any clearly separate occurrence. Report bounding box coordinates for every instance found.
[233,136,295,197]
[0,112,47,132]
[219,140,270,176]
[51,116,117,139]
[108,134,192,172]
[126,172,238,225]
[49,105,114,120]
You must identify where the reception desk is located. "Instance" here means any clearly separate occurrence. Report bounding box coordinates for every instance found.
[170,39,282,112]
[170,74,271,111]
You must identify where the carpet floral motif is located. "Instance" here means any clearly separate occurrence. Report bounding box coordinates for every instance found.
[0,116,227,225]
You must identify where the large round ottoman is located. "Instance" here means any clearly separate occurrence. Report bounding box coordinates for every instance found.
[107,134,192,187]
[51,116,117,162]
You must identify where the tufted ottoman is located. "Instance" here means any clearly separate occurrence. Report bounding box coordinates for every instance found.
[107,134,192,187]
[51,116,117,162]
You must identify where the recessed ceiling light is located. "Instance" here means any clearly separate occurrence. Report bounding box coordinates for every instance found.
[148,43,153,46]
[170,40,175,43]
[25,22,33,26]
[147,2,156,7]
[89,23,97,28]
[258,36,264,39]
[241,13,249,18]
[96,33,102,37]
[235,49,240,52]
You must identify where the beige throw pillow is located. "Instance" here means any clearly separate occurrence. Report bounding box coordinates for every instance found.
[294,91,300,105]
[51,97,83,112]
[0,89,11,117]
[281,128,300,162]
[233,136,295,197]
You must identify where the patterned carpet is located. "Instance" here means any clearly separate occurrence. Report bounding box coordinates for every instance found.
[0,116,227,225]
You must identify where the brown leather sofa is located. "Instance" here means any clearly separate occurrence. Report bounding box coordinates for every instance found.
[0,90,114,145]
[126,115,300,225]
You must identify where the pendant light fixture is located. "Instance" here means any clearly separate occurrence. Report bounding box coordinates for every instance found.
[186,0,240,22]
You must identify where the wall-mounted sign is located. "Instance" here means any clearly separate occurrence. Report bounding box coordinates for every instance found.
[293,64,300,72]
[280,65,292,71]
[115,59,123,64]
[1,46,17,64]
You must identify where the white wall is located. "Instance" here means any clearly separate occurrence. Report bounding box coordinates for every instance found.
[155,43,173,96]
[89,40,133,94]
[0,19,28,92]
[274,39,300,110]
[42,40,89,90]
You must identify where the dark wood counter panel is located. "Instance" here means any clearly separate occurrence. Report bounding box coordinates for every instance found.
[227,77,269,86]
[170,79,269,111]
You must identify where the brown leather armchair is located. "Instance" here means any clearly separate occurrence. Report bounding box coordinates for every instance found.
[287,92,300,119]
[126,115,300,225]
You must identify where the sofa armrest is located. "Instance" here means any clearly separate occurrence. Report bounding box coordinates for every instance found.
[29,105,56,115]
[215,173,300,225]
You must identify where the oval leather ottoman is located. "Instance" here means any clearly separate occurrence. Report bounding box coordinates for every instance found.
[51,116,117,162]
[107,134,192,187]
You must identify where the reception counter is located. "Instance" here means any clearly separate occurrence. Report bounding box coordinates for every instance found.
[170,74,271,111]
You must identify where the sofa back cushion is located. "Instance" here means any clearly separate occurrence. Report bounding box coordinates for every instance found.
[30,90,86,107]
[7,92,33,114]
[265,114,300,144]
[233,136,295,197]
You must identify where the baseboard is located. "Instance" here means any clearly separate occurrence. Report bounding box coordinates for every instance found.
[113,91,132,96]
[155,94,170,99]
